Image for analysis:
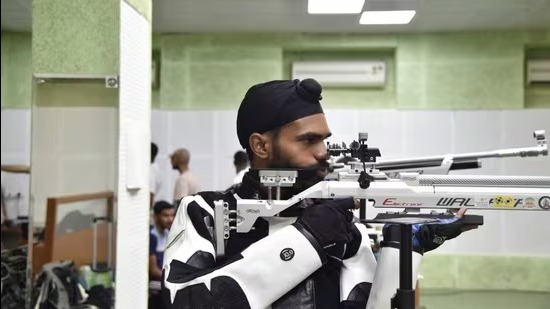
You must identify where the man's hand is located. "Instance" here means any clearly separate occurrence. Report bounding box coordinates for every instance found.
[412,207,478,252]
[382,207,479,253]
[293,198,356,261]
[454,208,479,232]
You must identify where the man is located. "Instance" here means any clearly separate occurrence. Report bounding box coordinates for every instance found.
[232,150,250,184]
[170,148,200,204]
[150,143,163,209]
[162,79,469,308]
[149,201,175,281]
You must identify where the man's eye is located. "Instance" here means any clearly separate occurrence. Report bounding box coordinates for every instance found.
[305,138,316,144]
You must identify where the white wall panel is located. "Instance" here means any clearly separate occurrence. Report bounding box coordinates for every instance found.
[214,110,242,189]
[116,2,152,308]
[357,110,406,160]
[501,109,550,176]
[170,111,215,154]
[403,111,455,157]
[1,109,31,158]
[324,109,360,150]
[1,109,31,219]
[62,108,117,154]
[30,107,117,227]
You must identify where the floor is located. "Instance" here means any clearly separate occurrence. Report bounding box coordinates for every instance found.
[420,289,550,309]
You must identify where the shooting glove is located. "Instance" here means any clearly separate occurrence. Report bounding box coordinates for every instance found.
[383,217,464,253]
[293,198,356,262]
[413,217,464,252]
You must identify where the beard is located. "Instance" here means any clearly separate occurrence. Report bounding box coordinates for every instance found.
[268,145,329,196]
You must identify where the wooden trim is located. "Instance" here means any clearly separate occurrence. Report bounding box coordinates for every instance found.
[43,198,58,262]
[48,191,114,205]
[34,191,115,272]
[0,164,31,174]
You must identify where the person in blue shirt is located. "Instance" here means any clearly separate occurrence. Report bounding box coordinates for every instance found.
[149,201,175,281]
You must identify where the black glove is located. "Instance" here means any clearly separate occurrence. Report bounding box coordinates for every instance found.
[413,217,464,252]
[383,217,464,253]
[293,198,356,261]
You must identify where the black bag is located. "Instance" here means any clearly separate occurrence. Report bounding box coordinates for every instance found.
[33,261,85,309]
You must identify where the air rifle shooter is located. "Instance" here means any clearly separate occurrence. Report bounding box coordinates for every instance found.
[213,130,549,309]
[214,130,549,257]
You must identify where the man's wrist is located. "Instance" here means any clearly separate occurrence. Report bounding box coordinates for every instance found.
[292,222,327,264]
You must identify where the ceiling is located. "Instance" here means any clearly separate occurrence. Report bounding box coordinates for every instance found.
[2,0,550,33]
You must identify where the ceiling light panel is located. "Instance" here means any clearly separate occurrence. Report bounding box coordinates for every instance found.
[359,10,416,24]
[308,0,365,14]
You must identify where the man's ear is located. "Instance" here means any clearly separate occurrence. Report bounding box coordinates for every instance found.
[248,133,271,160]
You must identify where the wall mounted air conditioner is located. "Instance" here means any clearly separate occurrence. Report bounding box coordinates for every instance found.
[291,61,386,87]
[527,60,550,84]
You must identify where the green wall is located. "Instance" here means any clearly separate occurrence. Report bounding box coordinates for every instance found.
[154,30,550,110]
[32,0,120,75]
[1,32,32,109]
[397,32,523,109]
[421,254,550,292]
[4,29,549,109]
[29,0,121,108]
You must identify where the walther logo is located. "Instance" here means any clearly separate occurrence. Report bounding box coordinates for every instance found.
[246,209,260,213]
[436,197,523,207]
[437,197,475,207]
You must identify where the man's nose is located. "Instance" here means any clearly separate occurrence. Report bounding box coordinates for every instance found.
[315,142,328,160]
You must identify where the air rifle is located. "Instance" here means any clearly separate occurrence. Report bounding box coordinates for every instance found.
[214,130,550,258]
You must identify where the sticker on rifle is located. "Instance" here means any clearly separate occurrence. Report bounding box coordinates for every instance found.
[382,198,424,207]
[492,195,516,208]
[475,198,490,208]
[539,196,550,210]
[523,198,536,209]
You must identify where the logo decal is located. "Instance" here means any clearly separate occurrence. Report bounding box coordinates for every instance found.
[524,198,536,209]
[433,236,447,245]
[539,196,550,210]
[280,248,295,261]
[492,196,517,208]
[382,198,423,207]
[437,197,475,207]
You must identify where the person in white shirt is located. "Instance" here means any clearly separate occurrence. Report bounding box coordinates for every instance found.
[171,148,200,204]
[232,150,250,184]
[150,143,163,209]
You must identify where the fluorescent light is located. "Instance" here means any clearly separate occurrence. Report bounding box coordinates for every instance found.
[359,10,416,24]
[308,0,365,14]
